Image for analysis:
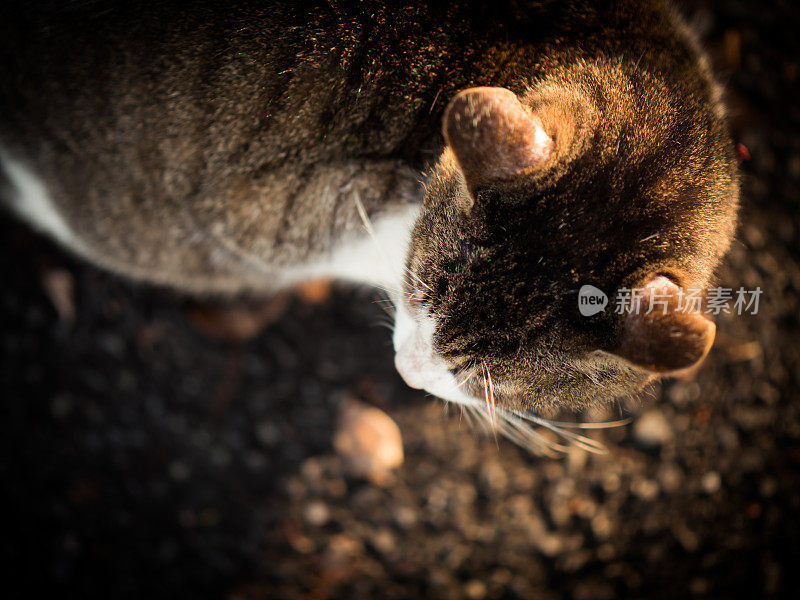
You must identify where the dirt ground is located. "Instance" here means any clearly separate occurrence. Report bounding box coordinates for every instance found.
[2,1,799,598]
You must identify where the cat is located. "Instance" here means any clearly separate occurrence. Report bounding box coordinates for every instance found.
[0,1,739,447]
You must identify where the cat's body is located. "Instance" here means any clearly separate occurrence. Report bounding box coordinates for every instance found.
[1,0,438,292]
[0,1,739,430]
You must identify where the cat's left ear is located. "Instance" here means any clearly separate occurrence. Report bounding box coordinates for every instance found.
[443,87,554,191]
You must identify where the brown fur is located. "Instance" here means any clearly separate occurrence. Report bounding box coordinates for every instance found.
[0,0,739,412]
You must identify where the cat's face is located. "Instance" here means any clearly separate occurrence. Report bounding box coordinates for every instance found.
[394,73,738,416]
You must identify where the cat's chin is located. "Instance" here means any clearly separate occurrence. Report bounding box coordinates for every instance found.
[392,301,474,404]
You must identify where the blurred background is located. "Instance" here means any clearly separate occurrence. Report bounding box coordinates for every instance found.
[2,1,799,598]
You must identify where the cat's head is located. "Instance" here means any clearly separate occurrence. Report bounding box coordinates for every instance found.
[394,67,738,416]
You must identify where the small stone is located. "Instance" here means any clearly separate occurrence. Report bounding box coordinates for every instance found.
[324,534,364,566]
[591,513,613,539]
[393,505,418,529]
[50,394,73,419]
[567,445,588,472]
[631,477,660,501]
[603,473,621,494]
[633,409,673,448]
[701,471,722,494]
[186,296,288,342]
[178,509,197,528]
[759,477,778,498]
[490,569,512,585]
[464,579,487,599]
[536,532,565,557]
[304,500,330,526]
[657,463,684,493]
[198,508,220,527]
[40,267,76,324]
[371,528,396,555]
[255,421,280,446]
[210,445,231,467]
[689,577,708,595]
[301,457,326,486]
[480,459,508,492]
[333,396,404,485]
[597,543,615,561]
[168,460,190,481]
[245,451,267,471]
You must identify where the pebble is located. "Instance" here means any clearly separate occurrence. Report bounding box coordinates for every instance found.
[464,579,487,599]
[631,477,660,501]
[304,500,330,527]
[50,394,73,419]
[591,513,613,539]
[633,409,673,448]
[168,460,190,482]
[370,528,396,555]
[255,421,280,447]
[393,505,418,529]
[657,463,684,493]
[701,471,722,494]
[333,396,404,485]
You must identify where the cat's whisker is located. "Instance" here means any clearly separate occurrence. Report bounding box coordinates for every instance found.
[486,365,497,422]
[454,370,474,390]
[462,403,479,429]
[509,409,608,454]
[475,404,560,456]
[407,269,433,293]
[479,365,501,450]
[466,404,495,437]
[439,369,476,398]
[367,279,405,303]
[372,297,397,319]
[466,406,482,430]
[401,268,433,294]
[481,370,492,428]
[376,307,397,320]
[371,319,395,332]
[529,419,607,453]
[481,361,498,429]
[453,395,607,457]
[543,417,633,429]
[494,409,566,457]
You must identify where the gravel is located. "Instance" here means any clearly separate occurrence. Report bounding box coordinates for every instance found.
[2,1,799,598]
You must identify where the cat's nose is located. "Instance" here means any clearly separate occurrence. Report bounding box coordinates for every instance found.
[394,328,447,390]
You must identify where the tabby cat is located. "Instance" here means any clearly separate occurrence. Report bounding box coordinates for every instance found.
[0,1,739,445]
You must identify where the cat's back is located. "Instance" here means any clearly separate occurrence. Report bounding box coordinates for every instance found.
[0,1,721,293]
[0,1,457,289]
[0,0,708,162]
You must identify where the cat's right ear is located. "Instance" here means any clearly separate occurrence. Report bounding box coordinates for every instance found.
[443,87,553,191]
[613,276,716,374]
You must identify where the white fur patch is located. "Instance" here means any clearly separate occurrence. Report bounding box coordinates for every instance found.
[393,301,476,406]
[295,198,475,406]
[292,203,420,291]
[0,147,77,248]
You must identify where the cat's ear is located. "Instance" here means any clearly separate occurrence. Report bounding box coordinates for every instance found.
[443,87,553,190]
[613,276,716,373]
